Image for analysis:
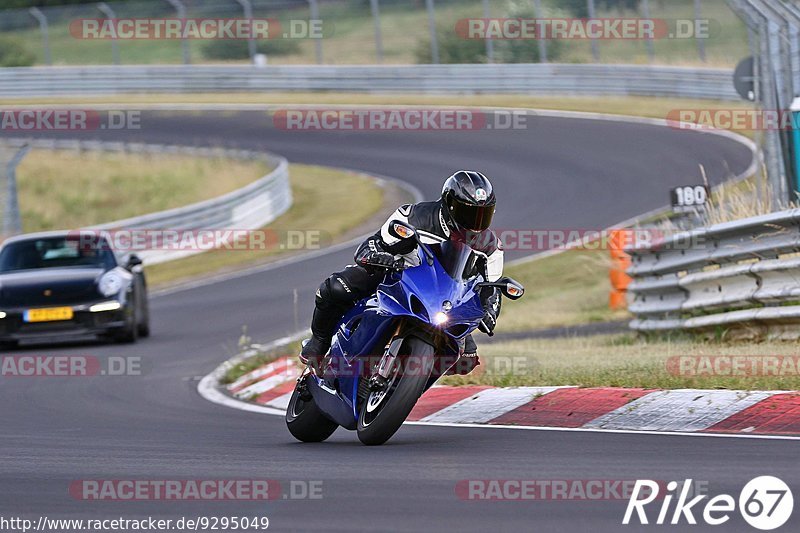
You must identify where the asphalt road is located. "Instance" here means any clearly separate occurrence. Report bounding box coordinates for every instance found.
[2,110,793,533]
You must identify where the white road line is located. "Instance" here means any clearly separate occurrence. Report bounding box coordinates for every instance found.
[405,420,800,441]
[264,391,295,410]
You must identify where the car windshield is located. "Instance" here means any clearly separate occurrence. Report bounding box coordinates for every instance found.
[428,239,483,281]
[0,236,116,273]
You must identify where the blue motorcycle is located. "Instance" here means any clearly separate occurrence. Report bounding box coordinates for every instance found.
[286,222,524,445]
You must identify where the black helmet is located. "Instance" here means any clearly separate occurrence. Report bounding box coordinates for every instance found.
[441,170,496,232]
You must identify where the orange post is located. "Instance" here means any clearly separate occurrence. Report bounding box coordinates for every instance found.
[607,229,632,310]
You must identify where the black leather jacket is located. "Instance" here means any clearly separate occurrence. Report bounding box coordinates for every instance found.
[354,200,504,281]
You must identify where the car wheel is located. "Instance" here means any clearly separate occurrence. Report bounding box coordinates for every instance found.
[137,297,150,338]
[114,306,138,344]
[137,279,150,338]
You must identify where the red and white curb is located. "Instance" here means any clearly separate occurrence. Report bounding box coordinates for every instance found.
[202,355,800,439]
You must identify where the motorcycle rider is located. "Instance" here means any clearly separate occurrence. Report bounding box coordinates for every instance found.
[300,170,503,375]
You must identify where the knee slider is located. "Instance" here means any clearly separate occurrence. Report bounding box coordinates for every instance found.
[316,275,355,309]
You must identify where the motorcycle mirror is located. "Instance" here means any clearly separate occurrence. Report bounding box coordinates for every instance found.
[476,277,525,300]
[388,221,416,240]
[502,278,525,300]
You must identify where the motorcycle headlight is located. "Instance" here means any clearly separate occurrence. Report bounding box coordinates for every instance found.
[98,272,123,297]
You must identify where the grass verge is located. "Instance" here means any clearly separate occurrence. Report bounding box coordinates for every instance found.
[16,149,268,232]
[221,339,303,386]
[441,333,800,391]
[501,249,626,331]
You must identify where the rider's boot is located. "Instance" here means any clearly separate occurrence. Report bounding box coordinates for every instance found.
[299,306,342,372]
[445,334,481,376]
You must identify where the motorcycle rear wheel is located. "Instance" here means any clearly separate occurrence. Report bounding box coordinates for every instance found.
[357,336,435,446]
[285,378,339,443]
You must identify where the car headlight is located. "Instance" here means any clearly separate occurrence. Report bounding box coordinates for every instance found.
[98,272,123,297]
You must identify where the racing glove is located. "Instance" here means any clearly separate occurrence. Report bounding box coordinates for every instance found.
[358,250,405,271]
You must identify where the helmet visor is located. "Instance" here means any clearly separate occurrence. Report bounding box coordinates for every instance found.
[451,199,495,231]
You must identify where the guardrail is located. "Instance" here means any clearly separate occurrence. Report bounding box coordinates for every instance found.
[0,138,292,265]
[626,209,800,337]
[0,64,740,100]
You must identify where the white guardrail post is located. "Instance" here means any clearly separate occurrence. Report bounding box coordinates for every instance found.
[626,208,800,338]
[0,139,292,266]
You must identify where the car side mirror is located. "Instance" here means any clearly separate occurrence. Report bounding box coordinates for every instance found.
[126,254,143,269]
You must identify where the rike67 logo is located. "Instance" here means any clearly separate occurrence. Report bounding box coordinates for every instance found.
[623,476,793,530]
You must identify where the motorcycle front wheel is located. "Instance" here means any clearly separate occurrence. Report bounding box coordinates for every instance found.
[285,377,339,443]
[357,336,435,446]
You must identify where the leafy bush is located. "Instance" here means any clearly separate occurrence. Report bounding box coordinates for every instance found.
[0,37,35,67]
[414,25,488,64]
[202,38,300,61]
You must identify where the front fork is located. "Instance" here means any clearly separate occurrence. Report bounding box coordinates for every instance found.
[368,323,405,391]
[367,321,459,392]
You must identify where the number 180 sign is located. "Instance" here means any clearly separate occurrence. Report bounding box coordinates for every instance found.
[671,185,709,213]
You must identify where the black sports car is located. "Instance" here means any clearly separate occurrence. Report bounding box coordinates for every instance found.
[0,231,149,347]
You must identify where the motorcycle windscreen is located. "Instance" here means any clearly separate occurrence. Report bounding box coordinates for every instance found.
[428,239,483,281]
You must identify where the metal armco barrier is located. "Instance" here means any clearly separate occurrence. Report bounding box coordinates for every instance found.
[0,138,292,265]
[0,64,740,100]
[626,208,800,337]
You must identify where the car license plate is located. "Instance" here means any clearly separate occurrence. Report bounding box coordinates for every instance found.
[24,307,74,322]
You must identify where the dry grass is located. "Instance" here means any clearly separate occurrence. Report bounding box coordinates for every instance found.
[441,333,800,390]
[16,149,268,232]
[499,249,628,331]
[705,167,783,225]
